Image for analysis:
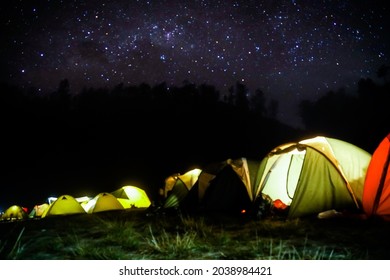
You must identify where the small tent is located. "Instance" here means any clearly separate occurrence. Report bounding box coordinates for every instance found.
[83,192,124,213]
[42,194,86,217]
[162,168,202,208]
[253,136,372,218]
[29,203,50,218]
[182,158,259,215]
[74,196,93,211]
[111,186,151,209]
[362,133,390,220]
[1,205,28,221]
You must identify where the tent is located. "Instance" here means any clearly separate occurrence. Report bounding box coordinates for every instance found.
[75,196,92,203]
[162,168,202,208]
[1,205,28,221]
[182,158,259,215]
[362,133,390,220]
[253,136,372,218]
[29,203,50,218]
[83,192,124,213]
[111,186,151,209]
[42,194,86,217]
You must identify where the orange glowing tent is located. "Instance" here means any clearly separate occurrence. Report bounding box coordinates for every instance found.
[29,203,50,218]
[363,133,390,220]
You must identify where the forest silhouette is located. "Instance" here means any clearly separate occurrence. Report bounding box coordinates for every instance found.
[0,66,389,208]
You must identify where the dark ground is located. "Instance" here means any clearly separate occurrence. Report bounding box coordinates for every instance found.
[1,209,390,260]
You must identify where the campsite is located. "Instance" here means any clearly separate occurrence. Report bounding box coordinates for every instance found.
[1,75,390,260]
[1,0,390,263]
[1,133,390,260]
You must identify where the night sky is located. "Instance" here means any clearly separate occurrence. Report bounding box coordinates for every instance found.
[1,0,389,127]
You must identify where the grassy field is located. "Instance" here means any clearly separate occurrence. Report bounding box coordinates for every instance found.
[1,209,390,260]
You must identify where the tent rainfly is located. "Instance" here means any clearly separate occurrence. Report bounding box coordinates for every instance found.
[111,186,151,209]
[42,194,86,217]
[363,133,390,220]
[162,168,202,208]
[1,205,28,221]
[181,158,259,215]
[83,192,124,213]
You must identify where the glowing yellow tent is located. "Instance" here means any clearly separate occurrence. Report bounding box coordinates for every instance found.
[162,168,202,208]
[1,205,28,221]
[83,192,124,213]
[42,194,86,217]
[111,186,151,209]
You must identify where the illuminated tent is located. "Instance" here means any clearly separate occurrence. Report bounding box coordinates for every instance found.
[83,192,124,213]
[42,194,86,217]
[182,158,259,215]
[75,196,92,204]
[29,203,50,218]
[1,205,28,221]
[111,186,151,209]
[162,168,202,208]
[362,133,390,220]
[253,136,372,218]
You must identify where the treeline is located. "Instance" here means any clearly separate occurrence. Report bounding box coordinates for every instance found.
[0,79,297,160]
[0,80,298,203]
[300,74,390,153]
[0,68,389,203]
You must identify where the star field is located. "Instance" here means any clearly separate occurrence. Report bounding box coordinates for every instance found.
[1,0,389,126]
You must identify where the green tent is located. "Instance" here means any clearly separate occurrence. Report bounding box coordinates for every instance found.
[162,168,202,208]
[111,186,152,209]
[181,158,260,215]
[253,136,372,218]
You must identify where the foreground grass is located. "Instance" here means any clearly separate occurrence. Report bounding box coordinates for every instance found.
[1,210,389,259]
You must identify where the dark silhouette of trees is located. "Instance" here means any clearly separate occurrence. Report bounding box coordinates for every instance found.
[299,65,390,153]
[377,64,390,83]
[1,78,302,207]
[268,99,279,120]
[8,70,388,206]
[2,64,389,208]
[229,81,250,112]
[250,89,267,117]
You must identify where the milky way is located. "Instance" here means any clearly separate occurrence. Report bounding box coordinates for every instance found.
[1,0,389,126]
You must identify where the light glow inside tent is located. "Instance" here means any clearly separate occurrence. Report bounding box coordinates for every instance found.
[255,136,372,218]
[261,148,305,205]
[111,186,151,208]
[75,196,92,203]
[180,168,202,186]
[83,192,124,213]
[164,168,202,197]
